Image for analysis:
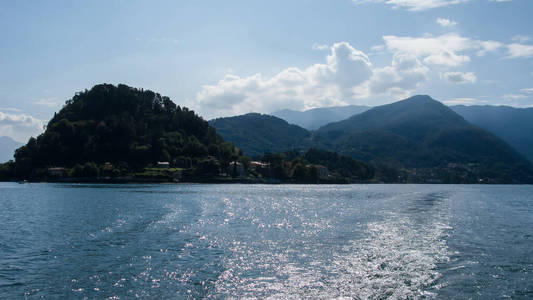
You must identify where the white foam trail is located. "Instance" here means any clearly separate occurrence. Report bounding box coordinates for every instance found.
[323,214,451,299]
[212,191,452,299]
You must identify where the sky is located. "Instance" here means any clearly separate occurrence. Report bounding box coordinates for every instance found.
[1,0,532,142]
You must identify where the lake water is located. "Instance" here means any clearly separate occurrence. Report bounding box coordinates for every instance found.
[0,183,532,299]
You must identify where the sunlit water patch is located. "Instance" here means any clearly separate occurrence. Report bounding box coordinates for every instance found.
[211,190,452,299]
[1,183,532,299]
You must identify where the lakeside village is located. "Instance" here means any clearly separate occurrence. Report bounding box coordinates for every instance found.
[20,157,492,184]
[36,157,332,184]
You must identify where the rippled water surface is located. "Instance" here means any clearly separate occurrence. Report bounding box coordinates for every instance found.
[1,183,532,299]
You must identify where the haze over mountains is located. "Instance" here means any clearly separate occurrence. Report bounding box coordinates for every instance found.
[451,105,533,163]
[271,105,370,130]
[0,136,23,163]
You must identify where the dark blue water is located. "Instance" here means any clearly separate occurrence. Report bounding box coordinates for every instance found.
[0,183,532,299]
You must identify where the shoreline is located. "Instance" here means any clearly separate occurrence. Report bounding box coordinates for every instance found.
[4,179,531,185]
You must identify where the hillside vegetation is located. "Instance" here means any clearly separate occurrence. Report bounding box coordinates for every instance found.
[209,113,311,157]
[2,84,241,180]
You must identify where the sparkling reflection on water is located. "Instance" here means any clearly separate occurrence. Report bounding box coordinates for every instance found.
[0,183,532,299]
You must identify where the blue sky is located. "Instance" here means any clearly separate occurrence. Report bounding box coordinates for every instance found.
[1,0,532,142]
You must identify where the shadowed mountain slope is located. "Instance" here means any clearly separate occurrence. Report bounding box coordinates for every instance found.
[209,113,311,157]
[314,95,533,183]
[452,105,533,162]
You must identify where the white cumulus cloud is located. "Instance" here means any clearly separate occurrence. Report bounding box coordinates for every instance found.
[443,97,483,105]
[194,42,374,119]
[442,71,477,83]
[436,18,458,27]
[192,31,533,118]
[505,43,533,59]
[382,34,502,66]
[354,0,512,10]
[0,112,44,143]
[192,42,432,119]
[368,53,429,97]
[353,0,469,11]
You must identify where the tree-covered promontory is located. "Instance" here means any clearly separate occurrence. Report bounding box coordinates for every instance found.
[6,84,241,180]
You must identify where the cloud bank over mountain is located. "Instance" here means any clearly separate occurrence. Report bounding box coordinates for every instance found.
[193,42,430,119]
[192,30,532,119]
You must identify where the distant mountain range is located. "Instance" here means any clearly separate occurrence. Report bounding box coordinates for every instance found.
[269,101,533,164]
[272,105,370,130]
[314,96,532,179]
[212,96,533,183]
[0,136,23,163]
[451,105,533,163]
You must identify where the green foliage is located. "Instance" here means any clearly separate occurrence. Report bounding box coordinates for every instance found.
[68,162,99,178]
[303,148,374,181]
[195,158,221,177]
[9,84,238,180]
[0,161,15,180]
[258,148,374,183]
[209,113,311,157]
[70,164,84,177]
[82,162,99,177]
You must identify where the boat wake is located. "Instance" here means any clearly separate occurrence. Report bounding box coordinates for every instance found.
[212,191,452,299]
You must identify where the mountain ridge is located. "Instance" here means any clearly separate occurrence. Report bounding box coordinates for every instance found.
[451,104,533,162]
[273,103,533,164]
[212,95,533,183]
[312,95,533,183]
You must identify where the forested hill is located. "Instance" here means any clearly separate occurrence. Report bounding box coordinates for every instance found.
[209,113,311,157]
[10,84,241,178]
